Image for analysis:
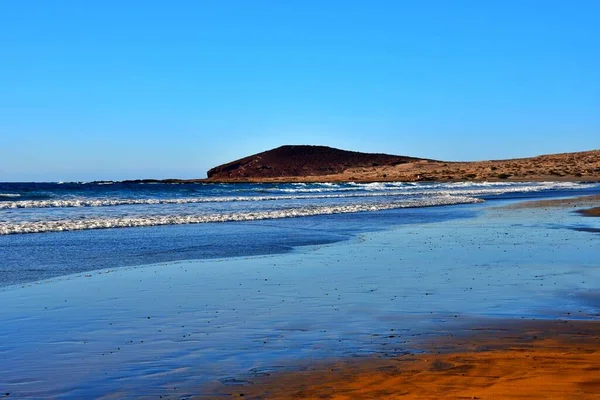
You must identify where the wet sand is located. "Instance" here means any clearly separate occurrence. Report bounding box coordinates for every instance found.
[216,319,600,399]
[579,207,600,217]
[201,197,600,399]
[502,194,600,209]
[502,194,600,219]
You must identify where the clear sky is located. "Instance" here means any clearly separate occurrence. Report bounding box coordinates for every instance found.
[1,1,599,181]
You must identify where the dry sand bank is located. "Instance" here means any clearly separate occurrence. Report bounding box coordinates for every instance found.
[501,194,600,210]
[214,319,600,399]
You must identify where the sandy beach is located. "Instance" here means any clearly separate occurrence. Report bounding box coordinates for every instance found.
[220,319,600,399]
[2,188,599,398]
[503,194,600,209]
[203,196,600,399]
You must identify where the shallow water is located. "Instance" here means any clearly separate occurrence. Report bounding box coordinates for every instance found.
[1,197,599,398]
[1,181,598,287]
[0,181,591,234]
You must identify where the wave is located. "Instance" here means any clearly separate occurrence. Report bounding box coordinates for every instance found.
[264,182,407,193]
[0,196,483,235]
[0,194,379,209]
[0,193,21,198]
[0,181,593,210]
[262,181,592,193]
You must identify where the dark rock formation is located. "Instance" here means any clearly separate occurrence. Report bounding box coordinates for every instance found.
[206,145,426,180]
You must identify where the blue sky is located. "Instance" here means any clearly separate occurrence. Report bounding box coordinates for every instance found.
[1,1,599,181]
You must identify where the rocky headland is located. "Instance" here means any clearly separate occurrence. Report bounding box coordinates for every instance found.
[204,145,600,183]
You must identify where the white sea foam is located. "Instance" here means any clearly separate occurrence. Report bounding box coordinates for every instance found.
[266,181,592,193]
[0,194,362,209]
[0,181,592,209]
[0,195,483,235]
[0,193,21,198]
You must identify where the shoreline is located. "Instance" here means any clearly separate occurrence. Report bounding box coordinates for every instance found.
[5,177,595,185]
[206,147,600,183]
[116,176,600,184]
[211,318,600,399]
[199,197,600,399]
[504,194,600,208]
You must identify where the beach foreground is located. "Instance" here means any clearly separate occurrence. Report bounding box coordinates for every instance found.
[205,196,600,399]
[1,186,599,398]
[215,319,600,399]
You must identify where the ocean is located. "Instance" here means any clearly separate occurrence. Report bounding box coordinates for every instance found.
[1,180,598,287]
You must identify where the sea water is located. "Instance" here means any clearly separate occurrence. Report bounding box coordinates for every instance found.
[1,180,597,287]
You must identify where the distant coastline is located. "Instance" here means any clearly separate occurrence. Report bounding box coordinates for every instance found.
[113,146,600,184]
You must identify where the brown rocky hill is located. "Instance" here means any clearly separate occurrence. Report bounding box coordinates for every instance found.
[205,146,600,183]
[206,145,427,180]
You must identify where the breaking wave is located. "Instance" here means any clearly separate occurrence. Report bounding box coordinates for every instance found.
[0,196,482,235]
[0,181,592,209]
[267,181,591,193]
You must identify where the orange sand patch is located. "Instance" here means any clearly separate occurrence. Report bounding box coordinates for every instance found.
[211,320,600,399]
[579,207,600,217]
